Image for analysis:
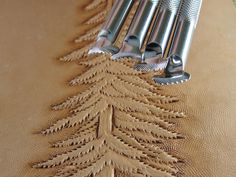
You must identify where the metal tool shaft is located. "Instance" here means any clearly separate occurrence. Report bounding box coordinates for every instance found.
[165,0,202,74]
[89,0,134,55]
[144,0,181,61]
[112,0,159,60]
[153,0,202,85]
[126,0,159,48]
[100,0,134,43]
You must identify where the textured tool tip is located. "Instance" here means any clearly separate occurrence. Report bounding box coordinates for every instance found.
[88,45,119,56]
[112,51,142,60]
[134,61,167,72]
[89,36,119,55]
[88,47,106,55]
[153,72,191,85]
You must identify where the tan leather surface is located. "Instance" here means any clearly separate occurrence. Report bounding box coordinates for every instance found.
[0,1,88,176]
[0,0,236,177]
[166,0,236,176]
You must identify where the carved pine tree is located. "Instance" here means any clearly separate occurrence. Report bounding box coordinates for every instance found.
[35,54,184,177]
[34,0,185,177]
[62,0,114,62]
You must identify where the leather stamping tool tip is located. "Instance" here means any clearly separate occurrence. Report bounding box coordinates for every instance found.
[134,52,167,71]
[88,37,119,55]
[89,0,134,55]
[134,59,167,72]
[136,0,182,72]
[153,72,191,85]
[113,0,159,60]
[112,42,142,60]
[154,0,202,85]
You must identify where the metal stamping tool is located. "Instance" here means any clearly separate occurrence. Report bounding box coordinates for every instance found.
[89,0,134,55]
[153,0,202,85]
[112,0,160,60]
[135,0,181,71]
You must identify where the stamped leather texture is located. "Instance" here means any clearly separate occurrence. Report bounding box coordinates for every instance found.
[0,0,236,177]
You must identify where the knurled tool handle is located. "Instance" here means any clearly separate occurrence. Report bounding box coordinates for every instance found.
[167,0,202,71]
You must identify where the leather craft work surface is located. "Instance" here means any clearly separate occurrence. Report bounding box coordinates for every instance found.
[0,0,236,177]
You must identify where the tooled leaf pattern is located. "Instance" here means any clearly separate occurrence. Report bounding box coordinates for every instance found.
[36,54,184,177]
[35,0,185,177]
[60,0,113,62]
[85,0,106,10]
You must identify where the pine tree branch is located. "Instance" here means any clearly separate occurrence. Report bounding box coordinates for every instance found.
[105,134,146,159]
[52,89,96,111]
[56,153,108,177]
[117,110,172,129]
[42,109,95,135]
[122,128,163,144]
[34,138,105,169]
[110,151,174,177]
[60,45,92,62]
[101,83,127,97]
[142,143,178,164]
[71,98,108,116]
[115,116,179,139]
[52,124,97,148]
[111,77,154,100]
[113,129,177,164]
[106,60,140,75]
[64,146,107,170]
[85,0,106,11]
[117,74,155,90]
[69,94,101,113]
[79,55,108,66]
[107,96,153,113]
[75,24,102,43]
[69,60,111,84]
[85,11,107,25]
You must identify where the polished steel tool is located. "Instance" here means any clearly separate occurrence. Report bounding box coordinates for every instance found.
[89,0,134,55]
[153,0,202,85]
[135,0,181,71]
[112,0,160,60]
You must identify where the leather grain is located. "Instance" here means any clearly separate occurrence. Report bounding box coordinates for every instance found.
[0,0,236,177]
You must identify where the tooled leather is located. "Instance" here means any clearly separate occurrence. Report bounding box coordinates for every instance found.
[0,0,236,177]
[33,0,184,176]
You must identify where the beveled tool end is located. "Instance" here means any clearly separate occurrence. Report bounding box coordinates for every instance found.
[89,37,119,55]
[134,45,167,72]
[112,42,142,60]
[153,72,191,85]
[134,58,167,72]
